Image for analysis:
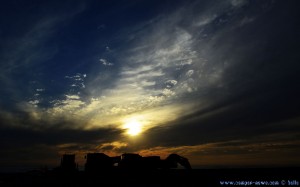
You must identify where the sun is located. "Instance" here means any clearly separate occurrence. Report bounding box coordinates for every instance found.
[124,119,142,136]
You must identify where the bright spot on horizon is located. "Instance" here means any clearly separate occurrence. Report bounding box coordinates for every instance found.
[124,119,142,136]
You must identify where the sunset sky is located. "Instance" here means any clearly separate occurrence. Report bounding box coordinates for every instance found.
[0,0,300,171]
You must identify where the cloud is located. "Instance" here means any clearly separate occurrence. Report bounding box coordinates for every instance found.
[0,1,213,132]
[0,124,123,169]
[186,70,194,77]
[194,14,218,27]
[5,0,299,133]
[139,96,300,148]
[138,138,300,167]
[2,0,299,132]
[165,80,178,88]
[99,58,114,66]
[0,2,86,114]
[230,0,248,7]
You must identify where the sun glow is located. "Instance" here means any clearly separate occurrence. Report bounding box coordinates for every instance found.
[124,119,142,136]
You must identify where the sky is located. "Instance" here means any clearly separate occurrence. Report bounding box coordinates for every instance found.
[0,0,300,171]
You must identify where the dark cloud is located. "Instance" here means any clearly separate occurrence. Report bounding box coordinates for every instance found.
[0,126,122,147]
[0,123,123,169]
[141,90,300,148]
[131,0,300,150]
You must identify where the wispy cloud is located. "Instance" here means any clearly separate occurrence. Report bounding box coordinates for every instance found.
[3,0,274,132]
[99,58,114,66]
[0,2,86,113]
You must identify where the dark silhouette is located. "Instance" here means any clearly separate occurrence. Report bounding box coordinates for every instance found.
[118,153,192,170]
[1,153,299,187]
[118,153,144,169]
[59,154,78,172]
[83,152,191,171]
[164,153,192,170]
[85,153,120,172]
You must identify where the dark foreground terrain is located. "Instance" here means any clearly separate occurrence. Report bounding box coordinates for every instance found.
[0,168,299,187]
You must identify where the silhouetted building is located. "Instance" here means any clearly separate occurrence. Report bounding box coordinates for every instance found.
[60,154,77,172]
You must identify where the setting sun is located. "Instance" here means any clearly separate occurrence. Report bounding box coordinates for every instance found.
[124,120,142,136]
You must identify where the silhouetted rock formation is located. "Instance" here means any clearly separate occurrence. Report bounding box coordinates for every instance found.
[164,153,192,170]
[83,152,191,172]
[85,153,120,172]
[59,154,78,172]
